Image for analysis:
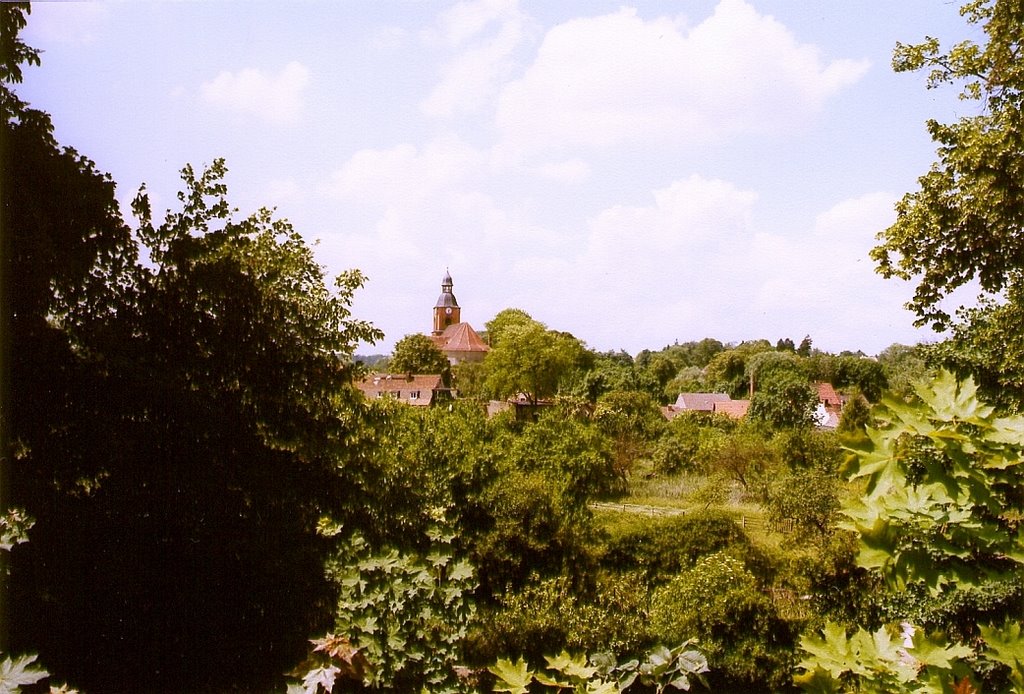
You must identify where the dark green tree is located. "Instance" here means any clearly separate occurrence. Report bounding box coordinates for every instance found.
[7,152,386,692]
[390,332,451,378]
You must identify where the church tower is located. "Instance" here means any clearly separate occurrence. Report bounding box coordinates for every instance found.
[432,270,461,335]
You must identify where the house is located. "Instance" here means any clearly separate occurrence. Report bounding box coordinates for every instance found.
[662,392,736,420]
[713,399,751,419]
[487,394,553,422]
[813,382,844,412]
[428,271,489,364]
[356,373,450,407]
[811,382,845,429]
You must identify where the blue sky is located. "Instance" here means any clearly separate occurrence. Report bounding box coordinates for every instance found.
[19,1,977,355]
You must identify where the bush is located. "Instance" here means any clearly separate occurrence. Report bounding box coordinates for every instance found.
[469,469,598,600]
[466,572,654,668]
[650,552,797,692]
[600,510,750,582]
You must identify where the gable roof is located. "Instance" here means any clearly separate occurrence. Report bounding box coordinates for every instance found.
[713,399,750,419]
[813,382,843,410]
[356,373,447,407]
[674,392,731,411]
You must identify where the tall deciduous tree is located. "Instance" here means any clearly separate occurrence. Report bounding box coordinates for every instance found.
[483,319,587,404]
[6,115,387,693]
[872,0,1024,330]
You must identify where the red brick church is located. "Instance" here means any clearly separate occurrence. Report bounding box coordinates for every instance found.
[428,271,488,364]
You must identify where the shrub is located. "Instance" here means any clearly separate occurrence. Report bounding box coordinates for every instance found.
[466,572,654,667]
[650,552,797,692]
[600,510,750,582]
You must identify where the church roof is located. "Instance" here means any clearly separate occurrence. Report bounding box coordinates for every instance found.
[431,322,489,353]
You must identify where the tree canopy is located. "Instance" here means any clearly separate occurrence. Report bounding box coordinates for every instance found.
[872,0,1024,330]
[390,332,451,378]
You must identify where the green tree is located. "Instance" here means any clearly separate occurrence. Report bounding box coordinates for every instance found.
[9,154,386,691]
[593,390,665,481]
[390,332,451,378]
[796,371,1024,691]
[483,320,587,404]
[704,349,751,398]
[484,307,534,348]
[872,0,1024,331]
[877,343,931,402]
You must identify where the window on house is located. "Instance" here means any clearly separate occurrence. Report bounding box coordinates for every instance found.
[409,391,420,400]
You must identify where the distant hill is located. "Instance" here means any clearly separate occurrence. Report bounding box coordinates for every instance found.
[355,354,388,368]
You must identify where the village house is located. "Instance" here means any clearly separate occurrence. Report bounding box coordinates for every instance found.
[355,373,450,407]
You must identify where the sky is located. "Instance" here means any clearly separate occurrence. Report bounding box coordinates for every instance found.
[18,1,981,356]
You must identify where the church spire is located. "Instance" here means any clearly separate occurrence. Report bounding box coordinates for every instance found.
[433,270,461,335]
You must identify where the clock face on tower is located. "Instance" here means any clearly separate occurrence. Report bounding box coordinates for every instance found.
[446,308,453,315]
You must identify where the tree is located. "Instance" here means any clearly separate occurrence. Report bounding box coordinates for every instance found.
[8,155,387,692]
[871,0,1024,331]
[390,332,451,378]
[796,372,1024,691]
[748,374,818,430]
[483,319,586,404]
[484,307,534,348]
[797,335,813,358]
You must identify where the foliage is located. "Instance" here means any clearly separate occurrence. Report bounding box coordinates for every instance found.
[749,373,818,430]
[765,468,840,539]
[470,468,599,599]
[593,390,666,480]
[650,415,705,475]
[701,424,781,500]
[489,643,709,693]
[841,371,1024,592]
[650,552,797,691]
[796,622,974,693]
[796,370,1024,691]
[0,653,48,694]
[771,428,843,472]
[0,509,33,553]
[316,525,477,692]
[485,308,535,348]
[837,394,873,436]
[484,319,588,404]
[505,408,621,502]
[600,510,751,583]
[390,332,451,379]
[876,344,932,403]
[8,151,386,691]
[925,284,1024,412]
[872,0,1024,330]
[467,573,653,666]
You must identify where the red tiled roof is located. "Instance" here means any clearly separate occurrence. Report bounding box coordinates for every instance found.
[713,400,750,419]
[433,323,489,354]
[813,382,843,410]
[674,393,731,411]
[356,373,446,406]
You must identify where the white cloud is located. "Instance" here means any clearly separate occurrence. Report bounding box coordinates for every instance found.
[420,0,528,117]
[326,136,485,207]
[434,0,522,47]
[536,159,591,184]
[370,26,408,50]
[494,0,869,159]
[25,3,108,45]
[200,61,310,125]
